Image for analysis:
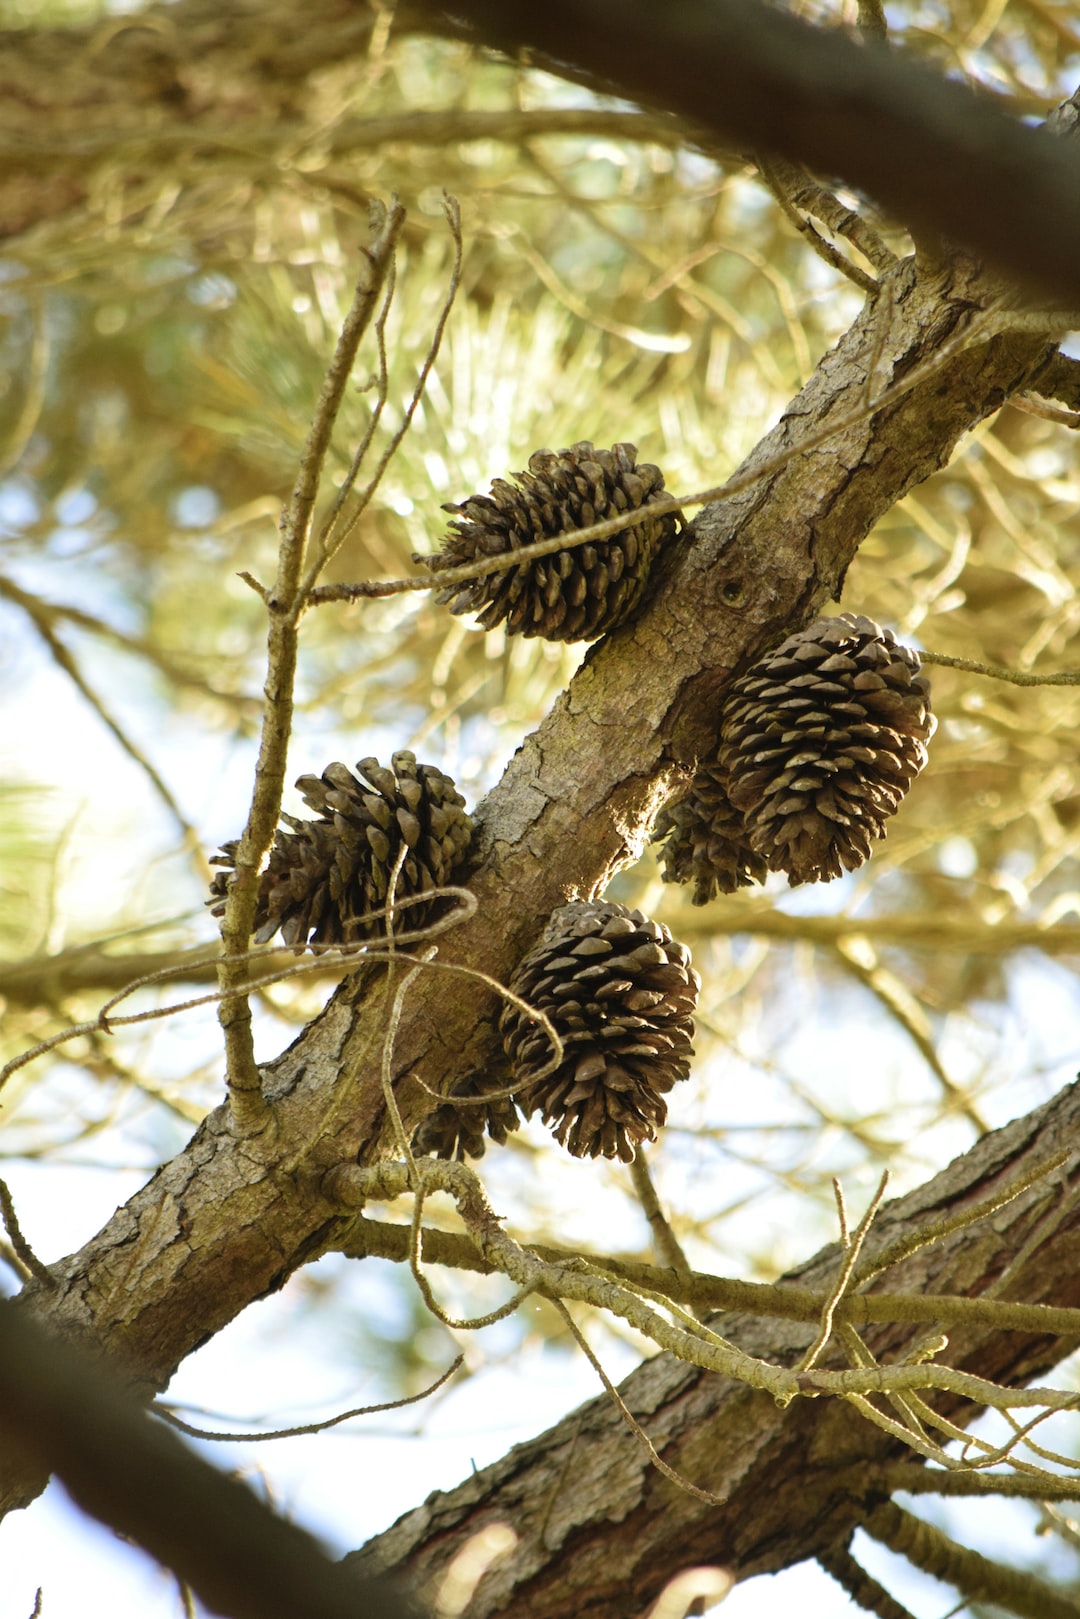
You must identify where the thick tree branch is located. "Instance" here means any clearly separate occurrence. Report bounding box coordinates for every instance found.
[348,1080,1080,1616]
[424,0,1080,304]
[0,1302,422,1619]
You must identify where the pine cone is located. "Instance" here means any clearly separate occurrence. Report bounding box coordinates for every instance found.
[412,1065,520,1162]
[417,441,679,642]
[719,614,935,885]
[500,900,700,1162]
[653,762,768,902]
[208,751,472,948]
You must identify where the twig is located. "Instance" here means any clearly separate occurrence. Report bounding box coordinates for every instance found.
[864,1501,1080,1619]
[336,1212,1080,1339]
[920,647,1080,686]
[1010,392,1080,428]
[0,292,49,479]
[0,1239,31,1285]
[553,1299,727,1506]
[797,1171,888,1372]
[327,1160,1080,1418]
[309,293,1018,609]
[308,258,396,576]
[762,153,897,272]
[378,947,535,1333]
[831,937,989,1134]
[0,1177,55,1289]
[864,1461,1080,1502]
[0,574,199,852]
[853,1149,1074,1287]
[981,1168,1080,1301]
[154,1354,463,1441]
[216,201,406,1132]
[308,194,464,588]
[818,1536,916,1619]
[759,158,881,294]
[0,886,480,1094]
[630,1148,693,1280]
[0,577,259,710]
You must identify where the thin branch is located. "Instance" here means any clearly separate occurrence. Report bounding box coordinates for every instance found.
[864,1500,1080,1619]
[818,1537,917,1619]
[864,1461,1080,1502]
[0,574,199,853]
[214,201,406,1129]
[0,293,49,479]
[307,194,464,589]
[798,1171,889,1373]
[920,647,1080,686]
[8,900,1080,1008]
[0,1178,54,1289]
[553,1299,728,1506]
[3,106,694,166]
[1010,393,1080,428]
[853,1150,1074,1288]
[0,887,480,1094]
[0,584,260,711]
[336,1211,1080,1339]
[831,938,989,1135]
[327,1159,1080,1422]
[629,1148,693,1280]
[758,158,882,294]
[0,1239,31,1285]
[154,1354,463,1441]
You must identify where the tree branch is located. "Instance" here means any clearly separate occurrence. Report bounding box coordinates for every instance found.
[0,1302,423,1619]
[426,0,1080,303]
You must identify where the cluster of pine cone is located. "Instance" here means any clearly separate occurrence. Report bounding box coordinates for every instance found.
[655,614,935,895]
[208,444,937,1167]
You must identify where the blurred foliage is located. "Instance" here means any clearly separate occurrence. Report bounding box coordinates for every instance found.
[2,3,1080,1606]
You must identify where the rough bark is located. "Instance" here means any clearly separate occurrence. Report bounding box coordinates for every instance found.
[349,1078,1080,1617]
[0,245,1059,1533]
